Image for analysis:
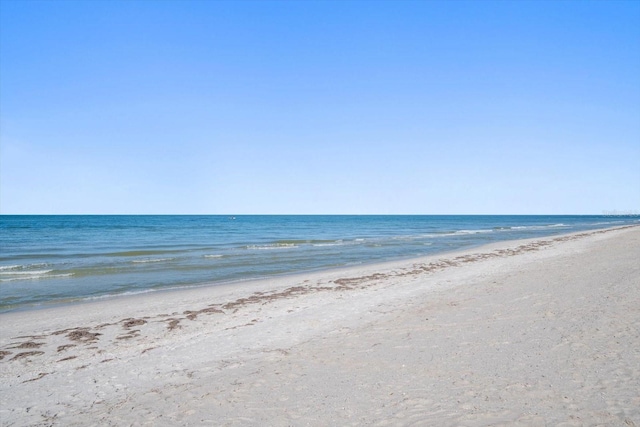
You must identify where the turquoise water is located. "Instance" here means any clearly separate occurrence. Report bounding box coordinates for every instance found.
[1,215,637,312]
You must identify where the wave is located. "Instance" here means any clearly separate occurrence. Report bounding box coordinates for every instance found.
[420,230,494,238]
[131,257,175,264]
[0,262,72,283]
[0,263,51,272]
[273,239,341,245]
[421,232,458,238]
[0,269,53,276]
[80,288,160,301]
[497,223,568,231]
[245,243,299,250]
[312,242,344,247]
[106,249,180,257]
[203,254,224,258]
[260,239,348,248]
[455,229,494,235]
[392,235,420,241]
[0,271,74,283]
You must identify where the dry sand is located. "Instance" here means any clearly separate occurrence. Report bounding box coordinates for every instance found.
[1,225,639,426]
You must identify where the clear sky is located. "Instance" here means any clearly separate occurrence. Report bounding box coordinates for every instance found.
[1,0,639,214]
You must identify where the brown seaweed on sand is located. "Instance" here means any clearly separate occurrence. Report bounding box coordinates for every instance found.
[10,351,45,361]
[22,372,49,383]
[165,319,181,330]
[10,341,45,349]
[122,318,147,329]
[66,329,101,342]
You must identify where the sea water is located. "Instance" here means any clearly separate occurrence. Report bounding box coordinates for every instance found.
[1,215,637,312]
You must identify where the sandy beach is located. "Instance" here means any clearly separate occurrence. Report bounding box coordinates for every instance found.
[1,225,639,426]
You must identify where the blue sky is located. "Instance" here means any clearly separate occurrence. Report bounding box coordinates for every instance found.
[1,0,639,214]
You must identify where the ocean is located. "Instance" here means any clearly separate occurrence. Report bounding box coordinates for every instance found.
[1,215,637,313]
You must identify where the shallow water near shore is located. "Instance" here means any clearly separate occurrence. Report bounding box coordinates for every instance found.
[1,215,638,312]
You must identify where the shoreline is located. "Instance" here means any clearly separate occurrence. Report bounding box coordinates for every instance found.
[2,223,636,317]
[1,224,639,425]
[0,224,635,338]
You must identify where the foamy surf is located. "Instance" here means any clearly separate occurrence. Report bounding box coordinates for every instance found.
[0,270,74,282]
[131,258,176,264]
[245,244,299,250]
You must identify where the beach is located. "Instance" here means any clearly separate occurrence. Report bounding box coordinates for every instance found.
[1,225,639,426]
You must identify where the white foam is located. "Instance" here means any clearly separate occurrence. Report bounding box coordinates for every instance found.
[81,288,159,301]
[455,229,493,235]
[392,235,417,241]
[204,254,224,258]
[0,269,53,276]
[422,232,458,238]
[0,263,50,271]
[0,271,73,282]
[132,258,175,264]
[509,224,568,231]
[246,244,298,250]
